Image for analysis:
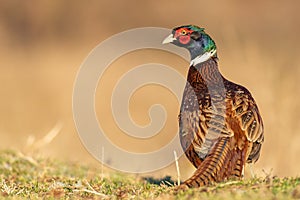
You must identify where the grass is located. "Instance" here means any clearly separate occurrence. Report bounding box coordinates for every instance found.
[0,150,299,199]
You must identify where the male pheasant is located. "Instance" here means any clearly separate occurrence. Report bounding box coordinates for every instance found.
[163,25,264,188]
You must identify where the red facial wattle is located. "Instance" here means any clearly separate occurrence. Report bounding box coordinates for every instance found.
[174,28,193,45]
[179,35,190,44]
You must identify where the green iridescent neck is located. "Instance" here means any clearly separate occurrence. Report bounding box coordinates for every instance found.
[183,25,217,60]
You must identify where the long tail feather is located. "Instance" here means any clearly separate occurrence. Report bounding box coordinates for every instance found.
[183,137,244,187]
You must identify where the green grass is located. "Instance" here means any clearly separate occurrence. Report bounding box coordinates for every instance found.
[0,150,299,199]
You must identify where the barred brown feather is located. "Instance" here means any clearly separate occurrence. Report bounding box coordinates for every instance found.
[179,58,264,188]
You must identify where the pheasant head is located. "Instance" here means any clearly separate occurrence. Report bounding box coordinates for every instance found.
[163,25,217,63]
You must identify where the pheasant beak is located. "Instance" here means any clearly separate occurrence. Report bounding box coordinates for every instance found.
[162,34,176,44]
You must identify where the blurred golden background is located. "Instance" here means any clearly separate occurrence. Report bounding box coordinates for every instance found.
[1,0,300,178]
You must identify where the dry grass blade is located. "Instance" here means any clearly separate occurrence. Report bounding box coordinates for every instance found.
[72,180,109,199]
[25,122,63,153]
[73,189,108,198]
[173,150,180,186]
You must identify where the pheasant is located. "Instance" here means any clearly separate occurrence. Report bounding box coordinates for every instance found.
[163,25,264,188]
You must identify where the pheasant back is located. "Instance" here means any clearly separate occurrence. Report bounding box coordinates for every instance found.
[179,59,264,187]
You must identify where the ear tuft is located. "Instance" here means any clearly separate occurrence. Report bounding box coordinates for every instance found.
[190,32,201,41]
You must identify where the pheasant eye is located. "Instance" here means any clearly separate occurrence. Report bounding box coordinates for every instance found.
[181,30,187,35]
